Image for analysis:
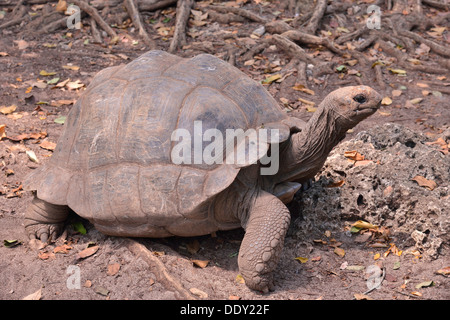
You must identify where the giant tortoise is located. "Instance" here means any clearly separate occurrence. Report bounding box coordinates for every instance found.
[24,50,381,292]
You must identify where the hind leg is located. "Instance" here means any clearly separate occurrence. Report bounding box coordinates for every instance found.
[24,196,69,243]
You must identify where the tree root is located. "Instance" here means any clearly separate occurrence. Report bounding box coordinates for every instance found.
[125,0,155,49]
[207,4,267,24]
[304,0,327,34]
[168,0,194,53]
[125,238,196,300]
[72,0,118,44]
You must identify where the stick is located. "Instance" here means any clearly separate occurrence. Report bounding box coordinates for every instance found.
[271,34,317,65]
[399,29,450,58]
[282,30,344,56]
[169,0,194,53]
[71,0,118,43]
[89,17,102,44]
[125,239,196,300]
[422,0,449,10]
[304,0,327,34]
[124,0,155,49]
[208,4,267,23]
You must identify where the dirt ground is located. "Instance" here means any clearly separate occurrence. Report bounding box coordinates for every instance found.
[0,0,449,301]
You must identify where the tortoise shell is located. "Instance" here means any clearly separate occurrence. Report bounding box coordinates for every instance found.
[25,50,300,236]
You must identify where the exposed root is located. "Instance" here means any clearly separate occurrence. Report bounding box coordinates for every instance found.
[304,0,327,34]
[168,0,194,53]
[208,4,267,24]
[125,238,196,300]
[124,0,155,49]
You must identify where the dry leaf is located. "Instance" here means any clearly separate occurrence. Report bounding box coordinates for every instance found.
[0,52,9,56]
[388,68,407,75]
[229,295,241,300]
[411,175,437,191]
[392,90,402,97]
[334,247,345,257]
[77,245,99,259]
[354,160,373,167]
[353,293,374,300]
[22,288,42,300]
[353,220,378,229]
[326,180,345,188]
[0,105,17,114]
[62,65,80,71]
[14,40,29,50]
[294,256,309,263]
[262,74,282,84]
[66,80,85,90]
[53,244,72,254]
[436,266,450,276]
[298,97,315,105]
[374,253,381,260]
[292,84,315,95]
[107,263,121,276]
[416,82,429,88]
[411,291,422,297]
[381,97,392,105]
[26,150,39,163]
[55,0,67,12]
[39,140,57,151]
[0,124,6,140]
[192,259,209,268]
[344,150,365,161]
[235,274,245,284]
[39,70,57,76]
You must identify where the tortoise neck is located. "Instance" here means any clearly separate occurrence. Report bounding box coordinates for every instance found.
[274,105,348,184]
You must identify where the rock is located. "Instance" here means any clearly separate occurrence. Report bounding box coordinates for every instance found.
[294,123,449,259]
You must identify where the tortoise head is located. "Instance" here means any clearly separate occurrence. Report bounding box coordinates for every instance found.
[324,86,382,128]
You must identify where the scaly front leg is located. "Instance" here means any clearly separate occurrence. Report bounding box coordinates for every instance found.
[238,191,291,292]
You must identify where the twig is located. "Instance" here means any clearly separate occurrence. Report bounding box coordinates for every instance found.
[304,0,327,34]
[169,0,194,53]
[282,30,344,56]
[0,4,26,30]
[374,64,386,90]
[71,0,118,43]
[208,4,267,23]
[422,0,449,10]
[271,34,317,65]
[89,17,102,44]
[125,238,196,300]
[398,29,450,58]
[124,0,155,49]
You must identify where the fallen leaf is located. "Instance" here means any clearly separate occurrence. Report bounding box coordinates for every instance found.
[353,220,377,229]
[347,265,365,271]
[56,78,70,88]
[393,261,401,270]
[436,266,450,276]
[346,59,358,66]
[189,287,208,298]
[0,52,9,56]
[0,124,6,140]
[39,140,57,151]
[306,106,317,112]
[415,280,434,289]
[55,0,67,12]
[66,80,84,90]
[344,150,365,161]
[22,288,42,300]
[334,247,345,257]
[72,221,87,235]
[4,239,21,248]
[392,90,402,97]
[47,77,60,85]
[84,280,92,288]
[374,253,381,260]
[53,244,72,254]
[388,68,407,75]
[39,70,57,76]
[381,97,392,105]
[235,274,245,284]
[77,245,99,259]
[38,250,54,260]
[14,40,29,50]
[107,263,121,276]
[411,175,437,191]
[95,286,109,296]
[192,259,209,268]
[311,256,321,262]
[0,105,17,114]
[26,150,39,163]
[297,97,315,105]
[62,65,80,71]
[229,295,241,300]
[411,291,422,297]
[54,116,67,124]
[292,84,315,95]
[409,97,423,105]
[294,256,309,263]
[353,293,373,300]
[262,74,282,84]
[326,180,345,188]
[416,82,429,88]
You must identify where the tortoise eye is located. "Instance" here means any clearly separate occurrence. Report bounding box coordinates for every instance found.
[353,94,367,104]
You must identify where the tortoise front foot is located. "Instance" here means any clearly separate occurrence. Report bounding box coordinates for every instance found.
[238,191,290,293]
[24,196,69,243]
